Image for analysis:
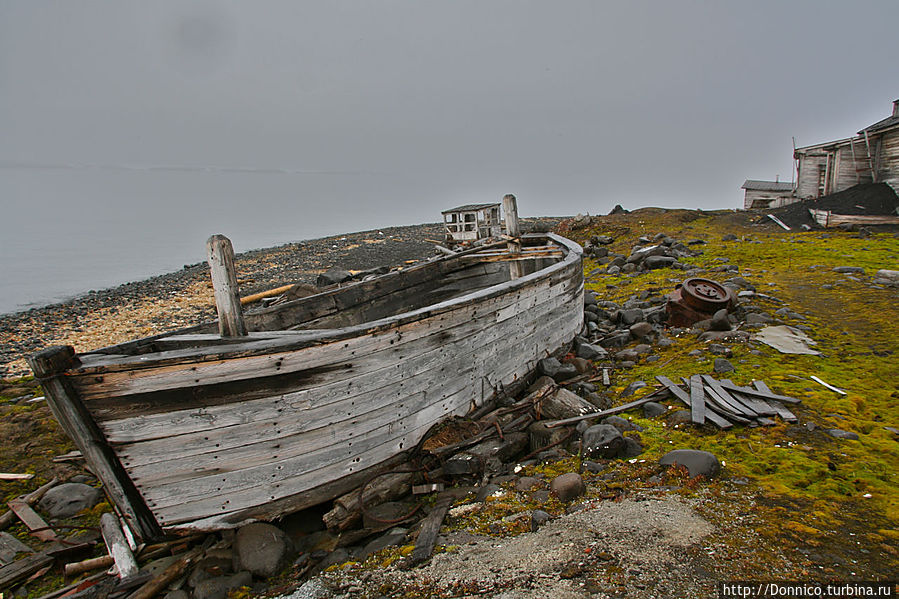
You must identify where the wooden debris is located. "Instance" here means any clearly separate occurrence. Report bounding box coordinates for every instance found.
[0,531,33,566]
[100,513,138,579]
[534,387,597,421]
[656,375,800,429]
[126,546,204,599]
[0,473,35,481]
[409,496,452,566]
[323,472,416,532]
[0,551,54,588]
[0,477,58,532]
[33,571,109,599]
[8,499,57,542]
[412,483,444,495]
[810,375,847,395]
[64,555,115,579]
[544,388,670,428]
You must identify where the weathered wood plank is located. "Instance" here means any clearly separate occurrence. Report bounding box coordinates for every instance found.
[7,499,56,541]
[502,194,523,280]
[655,376,732,429]
[719,380,801,404]
[0,531,32,566]
[700,376,756,417]
[26,348,162,541]
[206,235,247,338]
[0,552,54,588]
[689,375,705,425]
[100,513,138,579]
[409,496,452,565]
[753,381,798,421]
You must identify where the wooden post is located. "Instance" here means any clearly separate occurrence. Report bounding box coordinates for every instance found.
[100,513,139,579]
[27,347,163,541]
[502,194,523,279]
[206,235,248,337]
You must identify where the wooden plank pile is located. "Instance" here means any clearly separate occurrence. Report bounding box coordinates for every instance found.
[656,375,799,429]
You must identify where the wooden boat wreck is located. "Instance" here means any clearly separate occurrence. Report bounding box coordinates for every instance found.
[28,205,583,541]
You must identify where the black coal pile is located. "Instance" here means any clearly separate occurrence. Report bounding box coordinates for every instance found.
[771,183,899,228]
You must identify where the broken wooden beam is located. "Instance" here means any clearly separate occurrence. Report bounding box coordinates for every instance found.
[409,496,452,565]
[64,555,115,579]
[206,234,248,338]
[8,498,57,542]
[689,375,705,425]
[0,531,33,566]
[126,546,204,599]
[502,194,523,280]
[0,551,54,589]
[100,513,138,579]
[0,477,58,532]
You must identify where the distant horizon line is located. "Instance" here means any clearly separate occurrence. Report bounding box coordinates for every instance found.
[0,160,385,176]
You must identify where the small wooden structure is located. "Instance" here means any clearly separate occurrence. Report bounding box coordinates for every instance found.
[794,99,899,199]
[441,203,502,242]
[27,201,583,540]
[741,180,795,210]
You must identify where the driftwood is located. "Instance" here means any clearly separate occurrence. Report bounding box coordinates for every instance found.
[0,473,35,481]
[0,551,54,588]
[0,531,33,566]
[544,387,670,428]
[126,546,204,599]
[64,555,115,579]
[100,513,138,579]
[534,388,597,421]
[409,495,452,565]
[206,234,247,337]
[0,477,58,532]
[323,472,416,532]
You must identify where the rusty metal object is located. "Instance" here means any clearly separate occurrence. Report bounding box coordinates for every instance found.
[666,278,734,327]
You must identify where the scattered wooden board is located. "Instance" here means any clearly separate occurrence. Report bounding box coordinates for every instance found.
[7,499,57,542]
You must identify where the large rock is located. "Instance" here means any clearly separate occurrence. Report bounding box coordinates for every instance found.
[833,266,864,275]
[626,245,665,264]
[659,449,721,478]
[549,473,585,502]
[38,483,103,519]
[576,342,608,361]
[873,269,899,286]
[233,522,294,578]
[581,424,625,459]
[315,269,354,287]
[644,255,676,270]
[619,308,644,326]
[536,389,596,421]
[713,358,735,373]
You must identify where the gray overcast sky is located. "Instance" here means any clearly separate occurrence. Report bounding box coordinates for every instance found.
[3,1,898,214]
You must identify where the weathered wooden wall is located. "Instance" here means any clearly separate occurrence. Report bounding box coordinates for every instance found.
[876,129,899,186]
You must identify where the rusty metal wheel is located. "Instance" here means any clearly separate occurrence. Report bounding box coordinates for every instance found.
[680,278,731,312]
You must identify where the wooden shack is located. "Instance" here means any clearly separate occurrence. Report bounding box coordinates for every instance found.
[794,99,899,199]
[741,180,795,210]
[442,203,502,242]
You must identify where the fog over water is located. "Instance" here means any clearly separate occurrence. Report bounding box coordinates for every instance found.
[2,1,898,314]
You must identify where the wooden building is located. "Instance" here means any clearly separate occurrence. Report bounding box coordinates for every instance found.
[741,180,795,210]
[442,203,502,242]
[794,99,899,199]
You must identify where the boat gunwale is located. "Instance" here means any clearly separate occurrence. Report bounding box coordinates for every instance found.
[71,233,582,375]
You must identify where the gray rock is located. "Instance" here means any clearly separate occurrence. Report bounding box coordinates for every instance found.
[619,308,644,326]
[233,522,294,578]
[620,436,643,458]
[602,415,642,432]
[582,424,625,459]
[576,342,608,361]
[530,510,552,531]
[713,358,735,373]
[552,363,579,382]
[193,572,252,599]
[644,255,676,269]
[536,357,561,378]
[38,483,103,519]
[549,473,585,502]
[826,429,859,440]
[629,322,654,338]
[188,554,234,588]
[666,410,693,426]
[659,449,721,478]
[626,245,665,264]
[515,476,541,492]
[643,402,667,418]
[833,266,864,274]
[357,527,408,560]
[615,349,639,362]
[619,381,646,398]
[164,591,189,599]
[475,484,502,502]
[722,234,738,241]
[600,331,632,348]
[707,343,731,357]
[607,265,621,275]
[315,269,354,287]
[621,263,637,274]
[873,269,899,286]
[709,309,732,331]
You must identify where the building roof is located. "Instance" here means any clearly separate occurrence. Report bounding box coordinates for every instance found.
[859,115,899,135]
[741,180,794,192]
[441,203,500,214]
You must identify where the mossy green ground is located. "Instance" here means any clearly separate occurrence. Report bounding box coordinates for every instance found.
[559,208,899,575]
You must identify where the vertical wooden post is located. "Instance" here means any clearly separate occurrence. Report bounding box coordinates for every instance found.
[206,235,248,337]
[502,194,524,279]
[27,346,162,541]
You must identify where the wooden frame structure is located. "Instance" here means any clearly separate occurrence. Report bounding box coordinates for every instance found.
[441,203,502,242]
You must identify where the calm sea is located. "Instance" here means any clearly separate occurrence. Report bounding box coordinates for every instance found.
[0,167,454,315]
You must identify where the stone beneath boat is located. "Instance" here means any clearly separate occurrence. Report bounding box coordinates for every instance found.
[234,522,294,578]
